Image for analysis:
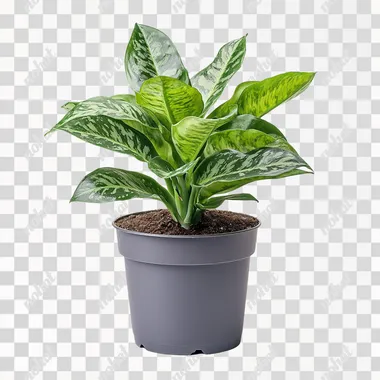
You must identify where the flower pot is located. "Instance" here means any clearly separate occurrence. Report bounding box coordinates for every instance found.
[113,211,260,355]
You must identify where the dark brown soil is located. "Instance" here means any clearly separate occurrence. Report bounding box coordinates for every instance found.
[114,209,259,235]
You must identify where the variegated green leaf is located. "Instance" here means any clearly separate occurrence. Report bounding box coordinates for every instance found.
[111,99,180,166]
[194,148,312,188]
[218,114,286,139]
[49,96,178,167]
[71,167,177,216]
[136,76,203,128]
[197,193,258,209]
[113,94,180,167]
[204,128,296,157]
[51,97,157,129]
[207,81,256,119]
[125,23,190,92]
[199,168,311,201]
[53,115,157,162]
[172,107,237,163]
[192,36,247,115]
[148,157,200,179]
[238,72,316,117]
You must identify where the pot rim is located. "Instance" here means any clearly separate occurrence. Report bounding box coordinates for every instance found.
[112,210,261,239]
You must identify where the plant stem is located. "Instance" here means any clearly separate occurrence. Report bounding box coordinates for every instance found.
[183,187,199,228]
[160,185,181,223]
[174,191,186,220]
[165,175,195,228]
[165,179,175,196]
[177,177,189,204]
[167,176,185,222]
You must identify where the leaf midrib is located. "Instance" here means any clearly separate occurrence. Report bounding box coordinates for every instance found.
[160,79,176,125]
[139,25,160,78]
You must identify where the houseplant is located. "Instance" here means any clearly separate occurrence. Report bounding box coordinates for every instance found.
[47,24,315,355]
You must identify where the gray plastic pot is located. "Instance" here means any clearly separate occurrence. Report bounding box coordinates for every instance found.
[113,211,260,355]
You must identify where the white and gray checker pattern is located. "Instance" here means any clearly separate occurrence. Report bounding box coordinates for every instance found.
[0,0,379,379]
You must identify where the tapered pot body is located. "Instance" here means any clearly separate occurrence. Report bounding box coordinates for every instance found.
[113,211,260,355]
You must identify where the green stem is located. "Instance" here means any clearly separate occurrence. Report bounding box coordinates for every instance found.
[174,191,186,220]
[160,188,181,223]
[177,177,189,204]
[165,179,174,196]
[164,175,195,228]
[168,176,185,221]
[183,187,199,228]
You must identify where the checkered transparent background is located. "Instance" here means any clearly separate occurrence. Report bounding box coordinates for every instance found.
[0,0,379,379]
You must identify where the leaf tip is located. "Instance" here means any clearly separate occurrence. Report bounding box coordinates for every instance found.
[44,129,53,137]
[309,72,317,81]
[304,167,314,175]
[305,162,314,173]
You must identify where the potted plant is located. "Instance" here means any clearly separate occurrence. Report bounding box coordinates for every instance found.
[47,24,315,355]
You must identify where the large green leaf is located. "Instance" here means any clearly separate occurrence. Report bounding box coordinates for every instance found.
[51,96,157,130]
[136,76,203,128]
[197,193,258,209]
[125,23,190,92]
[199,168,311,200]
[194,147,312,188]
[148,157,199,179]
[204,128,296,157]
[192,36,247,115]
[48,115,157,162]
[48,97,158,162]
[172,108,237,163]
[218,114,286,139]
[71,167,177,217]
[238,72,316,117]
[50,96,178,167]
[207,81,255,119]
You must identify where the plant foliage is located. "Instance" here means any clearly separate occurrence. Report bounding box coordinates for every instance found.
[47,24,315,229]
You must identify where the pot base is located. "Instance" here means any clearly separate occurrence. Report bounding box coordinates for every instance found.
[135,339,241,355]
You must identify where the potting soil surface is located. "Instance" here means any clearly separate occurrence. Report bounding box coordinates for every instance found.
[114,209,259,235]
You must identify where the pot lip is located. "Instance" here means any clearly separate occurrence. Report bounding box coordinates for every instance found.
[112,210,261,239]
